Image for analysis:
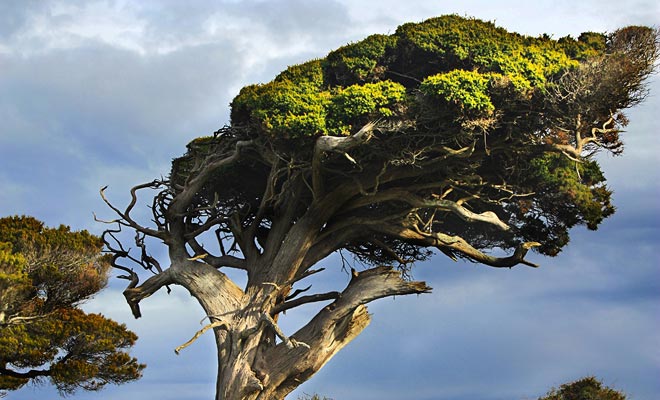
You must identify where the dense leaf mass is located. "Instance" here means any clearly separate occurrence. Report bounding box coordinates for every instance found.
[172,16,657,263]
[229,15,589,137]
[0,216,144,395]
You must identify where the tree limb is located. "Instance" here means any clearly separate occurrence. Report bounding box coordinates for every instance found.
[0,366,50,379]
[270,291,341,316]
[122,270,174,319]
[175,319,230,355]
[343,189,511,231]
[312,122,376,197]
[99,184,166,239]
[187,238,248,270]
[430,231,541,268]
[370,223,540,268]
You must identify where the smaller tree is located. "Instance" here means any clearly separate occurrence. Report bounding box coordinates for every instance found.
[539,376,627,400]
[0,216,144,396]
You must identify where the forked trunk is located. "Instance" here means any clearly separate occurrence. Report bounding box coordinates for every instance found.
[120,211,430,400]
[208,301,372,400]
[176,262,428,400]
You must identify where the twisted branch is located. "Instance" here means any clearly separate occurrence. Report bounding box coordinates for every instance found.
[99,182,166,239]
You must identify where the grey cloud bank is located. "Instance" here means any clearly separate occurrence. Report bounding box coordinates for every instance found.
[0,1,658,399]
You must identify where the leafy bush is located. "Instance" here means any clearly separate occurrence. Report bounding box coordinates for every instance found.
[539,376,627,400]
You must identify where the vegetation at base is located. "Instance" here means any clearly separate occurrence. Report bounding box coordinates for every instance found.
[297,376,627,400]
[538,376,627,400]
[297,394,333,400]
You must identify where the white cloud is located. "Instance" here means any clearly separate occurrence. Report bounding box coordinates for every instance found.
[4,1,143,55]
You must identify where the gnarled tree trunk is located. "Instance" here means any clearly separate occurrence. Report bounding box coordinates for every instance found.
[163,217,431,399]
[192,266,426,400]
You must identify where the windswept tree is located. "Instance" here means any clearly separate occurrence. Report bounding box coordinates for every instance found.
[99,16,659,400]
[0,216,144,396]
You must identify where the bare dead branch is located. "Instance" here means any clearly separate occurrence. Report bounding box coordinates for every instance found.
[292,267,325,283]
[100,184,166,239]
[122,270,174,319]
[186,238,248,270]
[271,291,341,316]
[1,313,52,327]
[175,319,230,355]
[285,285,312,301]
[430,232,541,268]
[340,266,432,305]
[312,122,376,197]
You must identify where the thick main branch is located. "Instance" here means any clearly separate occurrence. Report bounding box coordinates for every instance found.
[371,223,540,268]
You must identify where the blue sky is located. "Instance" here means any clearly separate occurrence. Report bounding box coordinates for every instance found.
[1,1,659,399]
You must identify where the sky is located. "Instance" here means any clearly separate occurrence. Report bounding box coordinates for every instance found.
[1,1,659,399]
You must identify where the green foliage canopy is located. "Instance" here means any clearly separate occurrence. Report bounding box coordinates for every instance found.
[229,15,594,138]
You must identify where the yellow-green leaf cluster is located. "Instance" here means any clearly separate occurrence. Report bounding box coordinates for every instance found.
[420,70,500,114]
[230,60,330,138]
[324,34,398,85]
[229,15,605,140]
[393,15,579,87]
[230,59,407,138]
[328,80,407,134]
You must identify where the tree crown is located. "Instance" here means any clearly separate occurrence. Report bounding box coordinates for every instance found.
[169,15,658,265]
